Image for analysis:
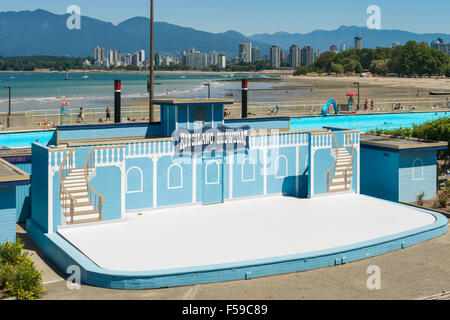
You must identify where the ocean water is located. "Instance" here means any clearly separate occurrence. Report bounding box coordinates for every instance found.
[0,72,283,113]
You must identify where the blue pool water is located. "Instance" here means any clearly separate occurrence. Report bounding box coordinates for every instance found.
[1,112,449,148]
[290,112,450,133]
[0,130,53,149]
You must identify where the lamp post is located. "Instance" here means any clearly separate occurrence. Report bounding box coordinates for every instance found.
[149,0,154,122]
[4,86,11,128]
[204,83,211,99]
[353,82,360,110]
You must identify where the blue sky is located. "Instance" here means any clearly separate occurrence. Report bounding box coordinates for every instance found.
[3,0,449,35]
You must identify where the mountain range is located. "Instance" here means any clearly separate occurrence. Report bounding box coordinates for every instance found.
[0,9,448,58]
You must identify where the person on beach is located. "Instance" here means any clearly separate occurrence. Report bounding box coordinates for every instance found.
[364,99,369,111]
[106,107,111,122]
[78,108,85,123]
[371,100,375,110]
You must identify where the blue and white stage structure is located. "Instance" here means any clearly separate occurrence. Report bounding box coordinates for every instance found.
[23,98,447,290]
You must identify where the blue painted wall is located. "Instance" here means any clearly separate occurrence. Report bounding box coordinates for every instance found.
[58,123,161,143]
[30,144,49,233]
[399,151,437,203]
[0,187,16,244]
[360,147,399,202]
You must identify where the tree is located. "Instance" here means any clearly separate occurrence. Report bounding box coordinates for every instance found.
[293,66,309,76]
[331,63,344,74]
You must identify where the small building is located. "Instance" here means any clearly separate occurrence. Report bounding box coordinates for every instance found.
[360,134,448,203]
[0,158,30,244]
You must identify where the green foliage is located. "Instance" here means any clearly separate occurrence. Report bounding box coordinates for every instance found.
[300,42,450,76]
[416,192,425,206]
[331,63,344,74]
[369,117,450,160]
[5,258,44,300]
[293,66,309,76]
[0,239,44,300]
[0,56,90,71]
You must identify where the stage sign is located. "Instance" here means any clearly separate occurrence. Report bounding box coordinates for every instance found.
[173,125,250,154]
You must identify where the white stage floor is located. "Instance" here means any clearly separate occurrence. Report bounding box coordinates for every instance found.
[58,194,436,272]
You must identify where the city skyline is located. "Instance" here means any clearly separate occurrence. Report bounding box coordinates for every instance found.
[1,1,449,36]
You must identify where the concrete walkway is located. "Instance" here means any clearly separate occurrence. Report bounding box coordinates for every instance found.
[16,223,450,300]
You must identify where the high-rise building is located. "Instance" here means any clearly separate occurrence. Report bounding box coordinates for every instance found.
[340,44,347,52]
[131,53,140,66]
[218,54,227,69]
[301,46,315,66]
[180,50,187,65]
[270,46,281,69]
[355,35,363,49]
[94,46,106,62]
[431,38,450,56]
[187,51,208,70]
[139,50,146,64]
[315,49,321,62]
[155,52,162,67]
[252,46,260,62]
[288,45,301,68]
[210,51,219,66]
[330,45,338,53]
[239,41,252,63]
[280,50,288,65]
[108,49,115,65]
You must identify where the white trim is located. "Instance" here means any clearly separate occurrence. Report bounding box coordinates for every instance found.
[412,157,424,181]
[296,145,299,196]
[153,158,158,208]
[168,163,183,189]
[263,149,268,195]
[126,167,143,194]
[241,157,256,182]
[175,106,178,130]
[275,155,288,179]
[192,156,197,203]
[205,160,220,185]
[229,155,234,199]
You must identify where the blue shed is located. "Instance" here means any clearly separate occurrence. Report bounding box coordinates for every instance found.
[0,158,30,244]
[360,134,448,203]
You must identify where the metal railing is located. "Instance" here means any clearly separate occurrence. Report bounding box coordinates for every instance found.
[325,133,339,192]
[58,149,77,224]
[83,146,121,221]
[343,133,355,189]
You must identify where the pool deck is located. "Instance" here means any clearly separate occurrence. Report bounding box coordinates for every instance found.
[27,193,447,290]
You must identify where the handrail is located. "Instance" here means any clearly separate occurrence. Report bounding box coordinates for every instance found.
[83,146,121,220]
[344,133,355,189]
[324,133,339,192]
[58,150,77,224]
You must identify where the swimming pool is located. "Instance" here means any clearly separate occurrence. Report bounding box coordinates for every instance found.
[0,130,53,149]
[290,112,450,132]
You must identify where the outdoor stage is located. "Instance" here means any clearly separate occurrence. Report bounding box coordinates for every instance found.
[41,193,447,290]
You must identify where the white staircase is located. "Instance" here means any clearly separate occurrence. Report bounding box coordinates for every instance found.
[61,168,102,225]
[328,148,353,193]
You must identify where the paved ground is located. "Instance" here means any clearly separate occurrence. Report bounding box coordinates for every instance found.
[16,223,450,300]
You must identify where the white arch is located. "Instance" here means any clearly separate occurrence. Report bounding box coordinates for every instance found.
[168,163,183,189]
[412,158,424,181]
[242,157,256,182]
[126,167,143,194]
[275,155,288,179]
[205,160,220,185]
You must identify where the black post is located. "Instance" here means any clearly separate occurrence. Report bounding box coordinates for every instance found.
[149,0,154,122]
[242,79,248,118]
[354,82,360,110]
[114,80,121,123]
[5,86,11,128]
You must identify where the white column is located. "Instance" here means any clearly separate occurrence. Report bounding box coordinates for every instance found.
[192,156,197,203]
[263,149,268,195]
[229,153,234,200]
[296,145,300,197]
[153,157,158,208]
